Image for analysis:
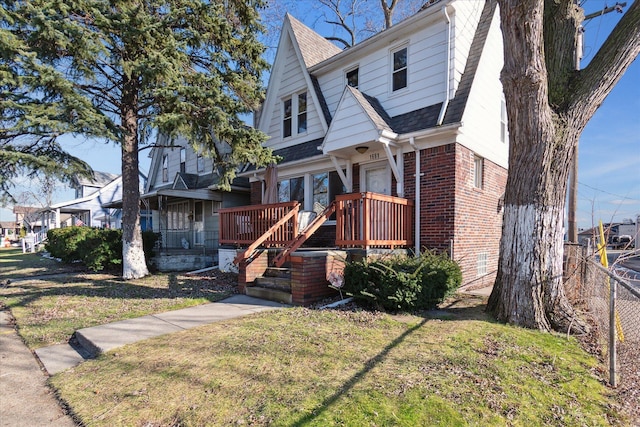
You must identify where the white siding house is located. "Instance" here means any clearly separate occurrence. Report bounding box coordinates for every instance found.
[236,0,509,290]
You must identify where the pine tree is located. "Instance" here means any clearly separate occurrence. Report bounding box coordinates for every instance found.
[1,0,273,278]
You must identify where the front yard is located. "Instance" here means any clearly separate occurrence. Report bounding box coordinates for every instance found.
[0,248,628,426]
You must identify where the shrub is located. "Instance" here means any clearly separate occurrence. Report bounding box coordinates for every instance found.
[77,228,123,271]
[46,227,123,271]
[342,251,462,311]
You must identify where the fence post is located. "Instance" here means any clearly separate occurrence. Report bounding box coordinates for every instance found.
[609,277,617,387]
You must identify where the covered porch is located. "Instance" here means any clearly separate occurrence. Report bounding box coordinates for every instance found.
[219,192,413,305]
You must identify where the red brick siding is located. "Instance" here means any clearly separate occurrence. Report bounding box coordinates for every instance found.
[290,253,345,305]
[403,143,506,287]
[452,146,506,288]
[238,249,268,292]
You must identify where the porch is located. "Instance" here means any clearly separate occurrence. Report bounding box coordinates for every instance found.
[219,192,413,305]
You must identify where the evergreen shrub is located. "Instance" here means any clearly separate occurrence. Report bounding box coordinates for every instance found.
[342,251,462,311]
[46,227,123,271]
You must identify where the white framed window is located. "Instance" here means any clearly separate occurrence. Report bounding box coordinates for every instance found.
[283,97,292,138]
[346,67,359,88]
[162,154,169,182]
[282,92,308,138]
[312,172,328,214]
[391,46,408,91]
[297,92,307,133]
[168,201,189,230]
[474,155,484,189]
[180,148,186,173]
[197,154,204,172]
[500,97,508,143]
[477,252,488,276]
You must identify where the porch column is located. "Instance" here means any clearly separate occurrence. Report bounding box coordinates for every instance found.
[381,141,403,197]
[55,209,60,229]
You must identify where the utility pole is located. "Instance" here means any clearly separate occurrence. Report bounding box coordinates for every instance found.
[567,1,626,242]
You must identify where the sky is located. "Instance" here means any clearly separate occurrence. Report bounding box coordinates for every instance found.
[1,1,638,231]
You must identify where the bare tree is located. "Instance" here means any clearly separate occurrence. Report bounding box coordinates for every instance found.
[487,0,640,333]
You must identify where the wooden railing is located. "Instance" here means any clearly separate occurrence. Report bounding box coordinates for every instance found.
[219,192,413,259]
[335,192,413,248]
[219,201,299,246]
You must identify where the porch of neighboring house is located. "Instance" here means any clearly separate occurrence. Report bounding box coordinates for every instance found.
[144,195,221,272]
[219,192,413,305]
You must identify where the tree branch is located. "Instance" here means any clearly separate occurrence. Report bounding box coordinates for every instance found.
[569,0,640,128]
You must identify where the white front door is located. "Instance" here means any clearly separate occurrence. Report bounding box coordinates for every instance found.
[362,164,391,195]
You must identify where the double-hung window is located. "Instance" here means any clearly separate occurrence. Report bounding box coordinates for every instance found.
[162,154,169,182]
[346,68,359,88]
[282,91,308,138]
[392,47,408,91]
[283,98,292,138]
[180,148,186,173]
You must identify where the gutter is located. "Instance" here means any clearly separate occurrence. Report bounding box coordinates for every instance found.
[409,136,421,255]
[437,5,452,126]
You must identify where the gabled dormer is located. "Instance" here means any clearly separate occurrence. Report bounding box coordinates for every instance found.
[258,14,340,150]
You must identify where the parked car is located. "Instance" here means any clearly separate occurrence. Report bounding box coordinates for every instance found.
[610,235,632,250]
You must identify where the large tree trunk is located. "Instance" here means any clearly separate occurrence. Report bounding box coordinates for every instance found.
[487,0,587,333]
[121,77,149,280]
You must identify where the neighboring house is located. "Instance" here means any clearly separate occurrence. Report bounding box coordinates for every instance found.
[223,0,509,304]
[1,221,19,242]
[38,172,123,230]
[140,135,251,270]
[12,205,41,232]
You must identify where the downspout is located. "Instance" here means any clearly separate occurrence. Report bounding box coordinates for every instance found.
[409,137,421,255]
[437,5,452,126]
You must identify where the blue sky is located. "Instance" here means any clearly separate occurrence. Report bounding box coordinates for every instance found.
[1,1,638,231]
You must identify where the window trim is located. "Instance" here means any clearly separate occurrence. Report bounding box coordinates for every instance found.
[282,97,292,138]
[162,154,169,182]
[500,97,508,143]
[297,92,307,134]
[391,45,408,92]
[346,66,359,89]
[179,148,186,173]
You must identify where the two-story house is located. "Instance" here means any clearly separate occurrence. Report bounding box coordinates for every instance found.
[221,0,508,303]
[141,134,251,271]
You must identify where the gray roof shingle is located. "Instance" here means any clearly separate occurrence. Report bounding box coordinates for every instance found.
[287,14,343,68]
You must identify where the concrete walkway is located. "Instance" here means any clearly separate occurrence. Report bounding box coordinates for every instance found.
[35,294,287,375]
[1,295,287,426]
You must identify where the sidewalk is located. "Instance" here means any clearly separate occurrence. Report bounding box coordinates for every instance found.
[1,295,287,426]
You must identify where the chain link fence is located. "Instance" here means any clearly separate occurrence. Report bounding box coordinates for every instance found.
[564,243,640,393]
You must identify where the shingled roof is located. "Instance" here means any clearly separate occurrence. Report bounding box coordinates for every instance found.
[443,0,497,125]
[286,14,343,68]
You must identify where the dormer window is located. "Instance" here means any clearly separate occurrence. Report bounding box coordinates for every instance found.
[297,92,307,133]
[283,98,292,138]
[346,68,359,88]
[197,154,204,172]
[180,148,186,173]
[392,47,408,91]
[282,92,308,138]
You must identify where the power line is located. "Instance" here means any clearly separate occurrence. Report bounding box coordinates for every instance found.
[578,181,638,200]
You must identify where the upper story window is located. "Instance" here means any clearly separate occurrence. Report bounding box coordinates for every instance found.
[392,46,408,91]
[162,154,169,182]
[282,92,308,138]
[283,98,292,138]
[500,97,509,143]
[297,92,307,133]
[346,68,359,88]
[180,148,186,173]
[197,154,204,172]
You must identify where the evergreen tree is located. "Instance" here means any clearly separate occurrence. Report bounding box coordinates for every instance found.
[1,0,272,278]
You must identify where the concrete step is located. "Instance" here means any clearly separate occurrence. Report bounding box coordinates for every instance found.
[264,267,291,279]
[245,286,292,305]
[254,276,291,292]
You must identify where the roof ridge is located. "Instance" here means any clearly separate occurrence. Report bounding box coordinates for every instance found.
[286,14,342,68]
